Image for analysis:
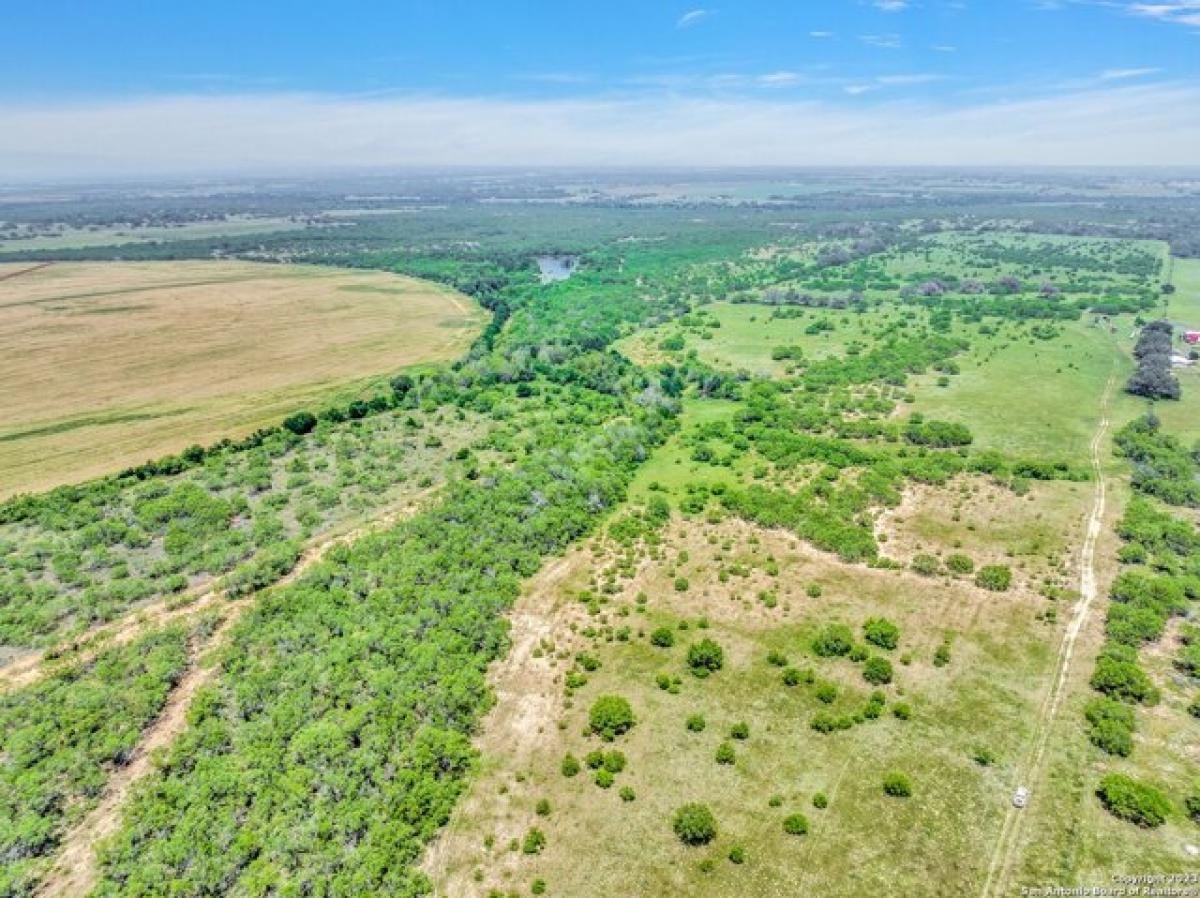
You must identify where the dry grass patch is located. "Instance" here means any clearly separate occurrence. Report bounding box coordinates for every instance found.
[877,476,1091,595]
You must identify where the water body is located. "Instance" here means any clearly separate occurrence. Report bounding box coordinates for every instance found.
[536,255,577,283]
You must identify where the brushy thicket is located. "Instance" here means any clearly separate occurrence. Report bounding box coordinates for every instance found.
[0,627,189,898]
[1085,415,1200,825]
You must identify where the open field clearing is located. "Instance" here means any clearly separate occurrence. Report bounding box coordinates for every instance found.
[0,216,307,253]
[911,318,1128,461]
[882,233,1170,295]
[0,260,484,496]
[424,501,1084,897]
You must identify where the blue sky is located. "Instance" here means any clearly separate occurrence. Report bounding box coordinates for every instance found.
[2,1,1198,175]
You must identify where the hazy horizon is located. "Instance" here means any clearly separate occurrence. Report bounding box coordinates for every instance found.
[3,1,1199,177]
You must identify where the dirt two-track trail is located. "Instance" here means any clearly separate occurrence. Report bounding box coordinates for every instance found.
[979,375,1114,898]
[31,494,431,898]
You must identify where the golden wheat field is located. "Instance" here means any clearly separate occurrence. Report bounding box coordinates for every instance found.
[0,260,484,497]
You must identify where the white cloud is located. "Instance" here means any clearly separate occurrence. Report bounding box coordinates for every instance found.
[757,71,801,87]
[860,33,903,48]
[1130,2,1200,14]
[2,84,1197,176]
[1099,66,1162,79]
[1127,1,1200,26]
[517,72,594,84]
[676,9,712,28]
[875,73,944,85]
[874,0,910,10]
[809,30,834,38]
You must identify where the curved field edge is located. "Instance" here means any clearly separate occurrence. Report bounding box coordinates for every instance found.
[0,260,485,498]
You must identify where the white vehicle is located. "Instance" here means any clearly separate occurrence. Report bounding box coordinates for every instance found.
[1012,787,1030,809]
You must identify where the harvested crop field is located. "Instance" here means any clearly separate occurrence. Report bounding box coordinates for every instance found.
[0,260,484,497]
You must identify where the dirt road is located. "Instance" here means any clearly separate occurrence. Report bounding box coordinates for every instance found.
[979,375,1114,898]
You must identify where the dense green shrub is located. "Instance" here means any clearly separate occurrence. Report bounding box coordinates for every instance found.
[883,773,913,798]
[812,623,854,657]
[522,828,546,855]
[729,722,750,740]
[975,565,1013,591]
[863,656,894,685]
[650,626,676,648]
[687,638,725,676]
[561,754,581,777]
[782,813,810,836]
[933,640,952,667]
[0,627,188,896]
[576,652,601,672]
[1096,773,1171,827]
[904,419,973,448]
[813,792,829,809]
[1084,698,1135,757]
[715,742,737,765]
[863,617,900,650]
[1090,647,1159,704]
[946,553,975,574]
[1115,415,1199,506]
[811,712,852,733]
[590,695,636,740]
[972,748,996,767]
[1185,790,1200,824]
[673,804,717,845]
[282,411,318,435]
[686,714,706,732]
[603,751,626,774]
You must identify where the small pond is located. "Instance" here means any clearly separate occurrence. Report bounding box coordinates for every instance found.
[535,255,578,283]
